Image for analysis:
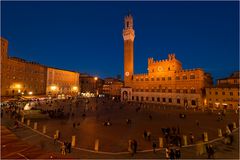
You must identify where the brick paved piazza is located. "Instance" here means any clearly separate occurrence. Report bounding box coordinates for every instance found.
[1,97,239,159]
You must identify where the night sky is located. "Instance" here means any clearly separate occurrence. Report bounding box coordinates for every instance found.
[2,1,239,82]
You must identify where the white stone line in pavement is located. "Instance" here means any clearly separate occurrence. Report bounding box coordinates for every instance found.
[22,134,39,141]
[18,120,239,155]
[17,153,29,160]
[3,147,32,158]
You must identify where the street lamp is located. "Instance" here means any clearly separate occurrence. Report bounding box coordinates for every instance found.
[28,91,33,95]
[94,77,98,96]
[51,85,57,91]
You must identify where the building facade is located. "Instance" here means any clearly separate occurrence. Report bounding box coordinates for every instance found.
[121,15,213,108]
[46,67,79,97]
[103,77,123,99]
[1,37,47,97]
[79,73,104,96]
[205,71,239,110]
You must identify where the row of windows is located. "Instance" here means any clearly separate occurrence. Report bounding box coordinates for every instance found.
[133,88,196,93]
[4,66,45,74]
[208,98,237,102]
[209,91,237,96]
[132,96,197,105]
[4,76,44,82]
[135,75,196,81]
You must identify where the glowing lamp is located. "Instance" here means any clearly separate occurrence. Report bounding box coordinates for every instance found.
[51,86,57,91]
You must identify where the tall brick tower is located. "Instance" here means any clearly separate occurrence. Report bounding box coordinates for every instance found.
[123,14,135,87]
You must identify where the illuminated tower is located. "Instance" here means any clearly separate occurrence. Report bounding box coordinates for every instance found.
[123,14,135,86]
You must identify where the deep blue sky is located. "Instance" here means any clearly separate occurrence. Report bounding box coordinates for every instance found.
[1,1,239,82]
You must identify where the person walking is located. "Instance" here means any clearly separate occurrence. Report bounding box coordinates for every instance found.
[67,142,71,153]
[152,141,157,153]
[54,134,57,144]
[143,130,147,140]
[190,133,194,144]
[175,148,181,159]
[61,143,66,155]
[165,147,170,159]
[169,149,175,160]
[133,139,137,154]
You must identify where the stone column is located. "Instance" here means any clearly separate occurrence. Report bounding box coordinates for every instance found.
[183,135,187,146]
[203,132,208,142]
[56,130,59,139]
[226,126,231,134]
[159,137,163,148]
[27,119,30,126]
[43,125,46,134]
[21,117,24,123]
[218,129,222,137]
[94,139,99,151]
[233,122,236,129]
[34,122,38,130]
[128,140,132,152]
[72,135,76,147]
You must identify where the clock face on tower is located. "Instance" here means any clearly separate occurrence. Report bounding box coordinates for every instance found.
[158,66,164,71]
[125,72,130,76]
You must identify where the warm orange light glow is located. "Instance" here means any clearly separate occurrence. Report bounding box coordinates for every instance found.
[51,85,57,91]
[72,86,78,91]
[94,77,98,81]
[14,84,21,89]
[28,91,33,95]
[18,89,21,93]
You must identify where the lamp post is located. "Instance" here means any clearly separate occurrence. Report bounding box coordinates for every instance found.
[94,77,98,97]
